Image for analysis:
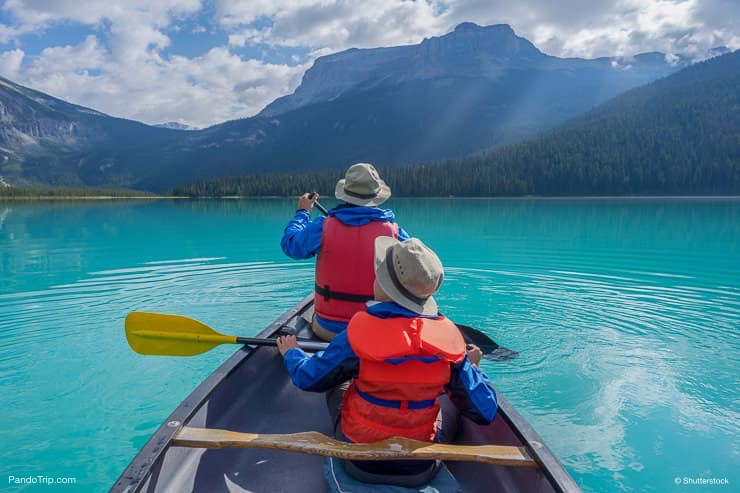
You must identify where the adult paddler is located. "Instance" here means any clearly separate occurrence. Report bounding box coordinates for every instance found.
[280,163,410,341]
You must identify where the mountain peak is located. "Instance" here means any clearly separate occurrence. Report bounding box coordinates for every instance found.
[259,23,681,119]
[454,22,482,32]
[418,21,543,63]
[453,22,514,35]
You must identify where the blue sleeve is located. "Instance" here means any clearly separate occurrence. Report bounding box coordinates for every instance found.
[283,331,359,392]
[446,356,498,424]
[397,227,410,241]
[280,211,325,259]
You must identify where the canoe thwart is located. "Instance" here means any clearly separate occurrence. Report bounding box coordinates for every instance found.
[172,426,538,468]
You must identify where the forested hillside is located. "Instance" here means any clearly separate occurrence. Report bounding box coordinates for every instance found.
[173,51,739,197]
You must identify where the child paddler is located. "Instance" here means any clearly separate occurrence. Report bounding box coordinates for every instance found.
[277,237,497,487]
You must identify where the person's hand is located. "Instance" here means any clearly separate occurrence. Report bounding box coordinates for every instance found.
[467,344,482,367]
[276,335,299,356]
[297,193,318,212]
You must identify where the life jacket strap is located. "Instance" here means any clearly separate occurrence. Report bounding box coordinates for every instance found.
[315,283,374,303]
[355,388,435,410]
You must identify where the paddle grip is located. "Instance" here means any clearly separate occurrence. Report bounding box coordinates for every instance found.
[308,192,329,216]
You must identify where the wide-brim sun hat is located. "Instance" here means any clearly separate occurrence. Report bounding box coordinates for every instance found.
[335,162,391,207]
[374,236,443,316]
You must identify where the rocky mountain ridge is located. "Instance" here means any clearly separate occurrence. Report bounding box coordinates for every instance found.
[261,23,688,117]
[0,23,705,191]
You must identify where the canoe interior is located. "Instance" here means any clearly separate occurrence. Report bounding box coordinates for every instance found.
[113,297,580,493]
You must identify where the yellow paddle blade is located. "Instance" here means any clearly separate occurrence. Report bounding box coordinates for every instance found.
[125,312,237,356]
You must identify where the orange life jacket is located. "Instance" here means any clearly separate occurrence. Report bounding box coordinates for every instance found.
[341,311,466,443]
[314,216,399,323]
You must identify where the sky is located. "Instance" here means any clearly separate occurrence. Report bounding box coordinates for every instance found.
[0,0,737,129]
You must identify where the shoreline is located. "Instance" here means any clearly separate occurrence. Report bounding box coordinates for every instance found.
[0,196,182,201]
[2,195,739,201]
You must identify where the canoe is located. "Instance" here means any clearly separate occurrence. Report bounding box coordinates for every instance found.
[111,295,582,492]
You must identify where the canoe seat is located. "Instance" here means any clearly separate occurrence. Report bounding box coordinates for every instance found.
[324,457,461,493]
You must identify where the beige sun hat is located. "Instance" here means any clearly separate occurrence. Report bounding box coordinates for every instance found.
[374,236,443,316]
[334,163,391,207]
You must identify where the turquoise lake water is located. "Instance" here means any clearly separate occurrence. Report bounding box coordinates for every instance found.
[0,198,738,492]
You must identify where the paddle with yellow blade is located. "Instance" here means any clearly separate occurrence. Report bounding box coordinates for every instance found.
[126,311,516,359]
[125,312,329,356]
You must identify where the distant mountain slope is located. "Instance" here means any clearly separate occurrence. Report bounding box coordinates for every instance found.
[137,23,689,191]
[0,77,180,187]
[260,23,548,117]
[391,49,739,195]
[174,51,739,197]
[429,49,740,196]
[1,23,691,191]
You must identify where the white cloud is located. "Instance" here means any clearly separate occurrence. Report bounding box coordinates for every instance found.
[0,48,25,79]
[552,0,700,57]
[0,0,308,128]
[216,0,448,52]
[0,0,737,127]
[0,37,307,128]
[3,0,202,28]
[29,35,105,73]
[444,0,740,58]
[0,22,34,44]
[227,32,250,48]
[215,0,740,58]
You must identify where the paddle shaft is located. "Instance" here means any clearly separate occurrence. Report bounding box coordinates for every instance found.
[173,426,537,467]
[236,336,328,352]
[126,310,511,359]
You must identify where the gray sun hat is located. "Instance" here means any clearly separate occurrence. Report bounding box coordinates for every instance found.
[335,163,391,207]
[374,236,443,316]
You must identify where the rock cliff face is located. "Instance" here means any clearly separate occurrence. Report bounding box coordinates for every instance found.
[261,23,686,117]
[0,77,179,187]
[0,77,106,153]
[413,23,545,70]
[261,24,544,116]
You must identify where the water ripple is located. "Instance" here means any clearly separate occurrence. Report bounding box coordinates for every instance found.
[2,199,738,493]
[444,263,739,491]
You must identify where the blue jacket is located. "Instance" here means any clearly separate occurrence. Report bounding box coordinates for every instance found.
[280,206,410,260]
[283,302,498,425]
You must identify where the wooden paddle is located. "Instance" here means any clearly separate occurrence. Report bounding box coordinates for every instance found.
[125,311,513,359]
[172,426,538,467]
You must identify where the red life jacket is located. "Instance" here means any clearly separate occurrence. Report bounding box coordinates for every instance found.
[314,216,399,322]
[341,312,466,443]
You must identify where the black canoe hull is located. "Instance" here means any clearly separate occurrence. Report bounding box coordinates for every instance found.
[111,296,581,493]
